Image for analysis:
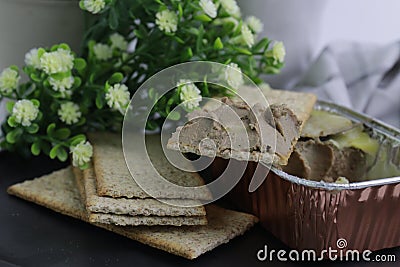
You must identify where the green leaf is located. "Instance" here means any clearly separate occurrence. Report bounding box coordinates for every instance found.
[76,117,86,127]
[6,101,15,113]
[105,81,111,91]
[195,14,212,22]
[36,111,43,121]
[186,47,193,58]
[146,120,158,131]
[69,134,86,147]
[79,163,89,170]
[232,46,252,56]
[30,73,41,83]
[26,123,39,134]
[56,147,68,162]
[6,128,22,144]
[165,97,175,113]
[74,58,87,71]
[31,142,41,156]
[30,99,40,108]
[7,116,17,127]
[37,48,46,58]
[174,36,185,44]
[168,111,180,121]
[187,27,200,36]
[55,128,71,140]
[47,123,56,136]
[9,65,19,72]
[178,4,183,18]
[49,145,60,159]
[213,37,224,50]
[79,1,85,10]
[109,7,119,30]
[108,72,124,84]
[253,38,270,52]
[73,77,82,88]
[148,87,155,99]
[58,43,71,51]
[95,93,104,109]
[50,71,71,80]
[133,29,144,39]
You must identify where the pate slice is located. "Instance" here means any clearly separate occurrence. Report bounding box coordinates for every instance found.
[168,88,317,166]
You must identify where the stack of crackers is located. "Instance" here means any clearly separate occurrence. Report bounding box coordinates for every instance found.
[7,132,258,259]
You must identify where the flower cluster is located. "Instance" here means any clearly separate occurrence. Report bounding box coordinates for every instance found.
[0,42,130,168]
[79,0,285,128]
[0,0,285,166]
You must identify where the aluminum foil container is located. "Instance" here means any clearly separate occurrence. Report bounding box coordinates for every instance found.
[209,101,400,253]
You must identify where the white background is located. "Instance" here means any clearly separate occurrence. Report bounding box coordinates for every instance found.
[318,0,400,53]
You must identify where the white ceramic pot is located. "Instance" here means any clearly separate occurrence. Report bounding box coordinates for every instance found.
[0,0,85,134]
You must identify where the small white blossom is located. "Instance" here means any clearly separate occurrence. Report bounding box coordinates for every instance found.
[241,24,255,48]
[93,43,113,61]
[49,76,74,95]
[271,41,286,63]
[24,48,41,69]
[155,10,178,33]
[105,83,130,114]
[58,102,81,125]
[220,0,241,18]
[82,0,106,14]
[12,100,39,127]
[178,79,202,111]
[199,0,217,18]
[40,49,74,75]
[225,63,244,90]
[110,33,128,51]
[246,16,263,34]
[70,141,93,167]
[0,68,20,95]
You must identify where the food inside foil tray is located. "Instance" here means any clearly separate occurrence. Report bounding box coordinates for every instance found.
[282,109,400,183]
[168,89,400,185]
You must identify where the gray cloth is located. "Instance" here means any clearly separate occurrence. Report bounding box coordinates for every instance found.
[294,41,400,129]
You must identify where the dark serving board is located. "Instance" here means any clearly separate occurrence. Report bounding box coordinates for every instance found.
[0,151,398,267]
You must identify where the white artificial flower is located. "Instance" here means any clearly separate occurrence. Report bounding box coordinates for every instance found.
[49,76,74,95]
[58,102,82,125]
[220,0,241,18]
[40,49,74,75]
[12,99,39,127]
[199,0,217,18]
[0,68,20,95]
[155,10,178,33]
[24,48,41,69]
[241,24,255,48]
[271,41,286,63]
[93,43,113,61]
[105,83,130,114]
[70,141,93,167]
[225,63,244,90]
[178,79,202,111]
[110,33,128,51]
[246,16,263,34]
[82,0,106,14]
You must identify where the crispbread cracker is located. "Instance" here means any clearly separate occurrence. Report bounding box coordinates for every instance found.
[89,213,207,226]
[90,133,212,200]
[77,166,206,216]
[7,168,258,259]
[73,167,207,226]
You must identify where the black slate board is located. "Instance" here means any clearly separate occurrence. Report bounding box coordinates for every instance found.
[0,151,398,267]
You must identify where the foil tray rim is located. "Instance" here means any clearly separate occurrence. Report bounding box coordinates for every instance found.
[271,100,400,190]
